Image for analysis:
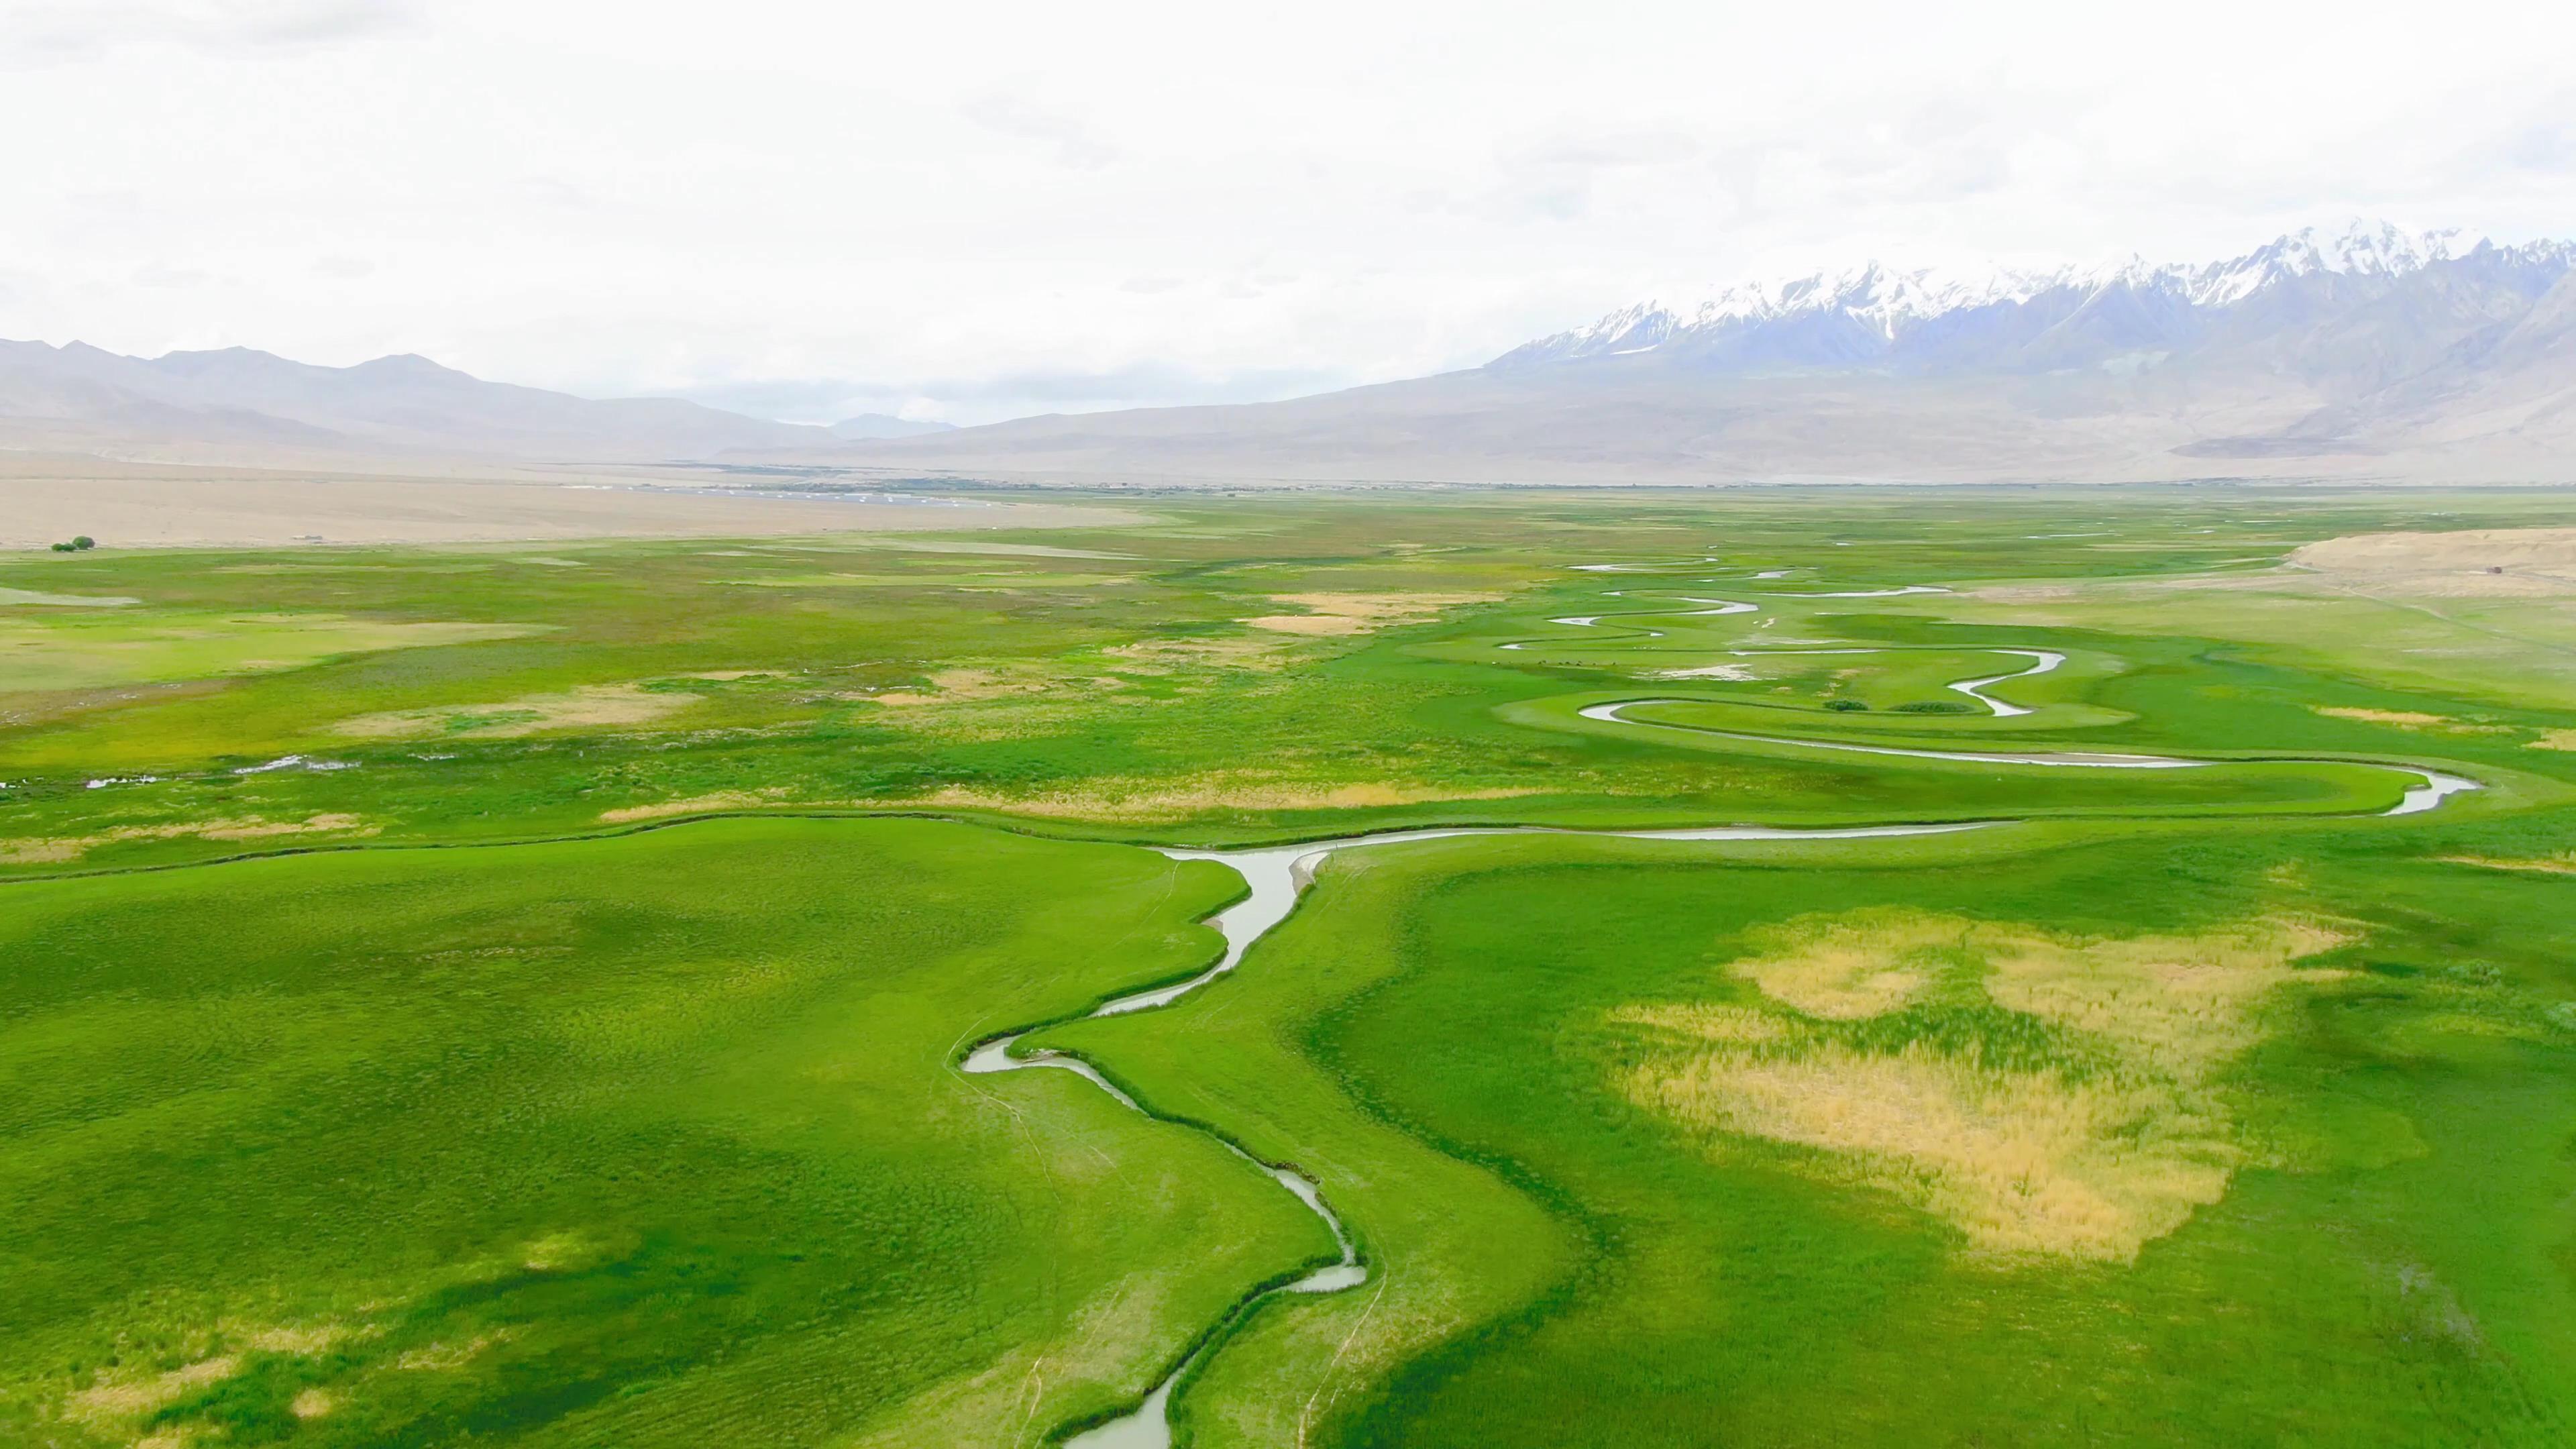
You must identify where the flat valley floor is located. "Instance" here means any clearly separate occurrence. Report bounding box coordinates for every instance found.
[7,486,2576,1447]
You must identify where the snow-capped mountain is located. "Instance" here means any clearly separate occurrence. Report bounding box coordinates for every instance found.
[1492,221,2573,375]
[814,217,2576,486]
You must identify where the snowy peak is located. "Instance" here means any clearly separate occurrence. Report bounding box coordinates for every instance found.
[1495,221,2566,372]
[2180,219,2485,306]
[1691,260,2081,336]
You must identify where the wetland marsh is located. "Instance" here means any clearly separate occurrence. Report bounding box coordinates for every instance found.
[8,488,2576,1446]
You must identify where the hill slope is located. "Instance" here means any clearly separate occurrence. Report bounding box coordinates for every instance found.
[0,341,833,464]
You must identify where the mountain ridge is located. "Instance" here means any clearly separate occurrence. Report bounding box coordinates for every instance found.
[804,219,2576,483]
[1492,222,2574,375]
[9,219,2575,484]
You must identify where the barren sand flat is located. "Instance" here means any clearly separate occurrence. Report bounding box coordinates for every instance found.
[2290,526,2576,593]
[0,463,1134,549]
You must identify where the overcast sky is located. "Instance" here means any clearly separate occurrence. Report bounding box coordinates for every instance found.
[3,1,2570,424]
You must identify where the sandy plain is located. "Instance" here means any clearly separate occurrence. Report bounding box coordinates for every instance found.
[0,454,1132,548]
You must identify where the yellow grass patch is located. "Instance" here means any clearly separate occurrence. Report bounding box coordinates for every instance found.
[334,682,690,739]
[2528,730,2576,752]
[2436,853,2576,876]
[1725,912,1957,1018]
[869,667,1051,706]
[1243,591,1497,636]
[2311,706,2510,735]
[879,775,1544,822]
[597,789,800,823]
[521,1230,600,1271]
[1244,612,1370,635]
[0,586,139,606]
[0,814,374,865]
[233,1322,359,1354]
[1614,911,2347,1262]
[67,1356,239,1424]
[62,1317,364,1430]
[1612,1002,1791,1046]
[2420,1012,2555,1042]
[290,1389,337,1419]
[394,1330,515,1371]
[1102,634,1296,672]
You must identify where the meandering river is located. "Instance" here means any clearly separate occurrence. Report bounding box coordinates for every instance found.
[959,576,2483,1445]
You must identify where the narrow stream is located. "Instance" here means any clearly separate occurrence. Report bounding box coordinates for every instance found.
[1945,649,2063,716]
[961,820,1987,1447]
[1576,699,2483,814]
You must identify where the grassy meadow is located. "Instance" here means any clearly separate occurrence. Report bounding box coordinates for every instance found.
[8,486,2576,1445]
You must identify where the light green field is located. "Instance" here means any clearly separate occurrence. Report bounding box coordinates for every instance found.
[7,487,2576,1446]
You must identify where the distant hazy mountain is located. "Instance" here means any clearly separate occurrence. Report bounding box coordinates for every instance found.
[0,341,835,463]
[829,413,956,441]
[821,220,2576,484]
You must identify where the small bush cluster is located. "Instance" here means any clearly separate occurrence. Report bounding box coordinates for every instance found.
[48,535,95,553]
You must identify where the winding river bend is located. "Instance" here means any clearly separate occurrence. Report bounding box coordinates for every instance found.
[961,822,1984,1446]
[959,578,2485,1445]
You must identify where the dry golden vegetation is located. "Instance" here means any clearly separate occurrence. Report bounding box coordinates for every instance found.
[331,682,694,739]
[1615,910,2349,1261]
[0,812,375,864]
[1241,592,1500,636]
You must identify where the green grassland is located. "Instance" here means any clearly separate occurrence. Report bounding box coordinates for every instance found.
[2,818,1332,1447]
[9,486,2576,1446]
[1042,821,2576,1446]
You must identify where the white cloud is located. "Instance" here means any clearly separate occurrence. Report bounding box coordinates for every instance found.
[959,93,1120,171]
[0,0,2569,423]
[1,1,418,64]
